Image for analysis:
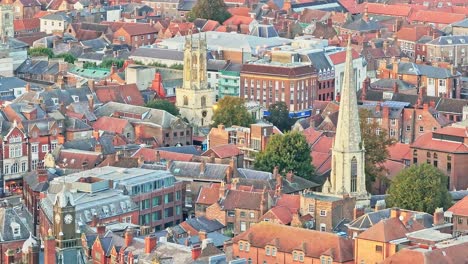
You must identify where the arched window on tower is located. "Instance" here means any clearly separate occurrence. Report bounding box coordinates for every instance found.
[350,157,357,193]
[201,96,206,108]
[183,96,188,106]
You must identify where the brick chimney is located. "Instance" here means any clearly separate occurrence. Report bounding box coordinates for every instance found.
[375,200,386,212]
[191,245,202,260]
[226,167,233,183]
[88,95,94,111]
[155,151,161,163]
[44,233,56,264]
[90,214,99,227]
[4,249,14,264]
[229,156,236,172]
[433,207,444,226]
[353,205,365,220]
[200,160,206,175]
[37,166,49,183]
[198,230,207,241]
[144,235,157,254]
[88,80,95,92]
[124,229,133,247]
[219,181,226,199]
[362,5,369,22]
[25,82,31,92]
[336,92,341,102]
[390,208,401,219]
[393,81,399,93]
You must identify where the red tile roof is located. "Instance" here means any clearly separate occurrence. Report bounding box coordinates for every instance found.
[338,0,363,14]
[197,185,220,205]
[228,7,251,17]
[365,3,412,17]
[328,49,360,65]
[222,15,254,26]
[118,23,158,36]
[233,222,354,262]
[94,84,144,106]
[132,148,194,162]
[201,20,220,32]
[409,10,466,25]
[92,116,131,135]
[34,11,52,18]
[447,196,468,216]
[311,136,333,153]
[382,159,406,180]
[358,217,422,242]
[275,194,300,213]
[411,129,468,153]
[180,221,198,235]
[13,18,40,31]
[222,189,265,210]
[396,25,431,42]
[202,144,241,159]
[58,150,103,170]
[387,143,411,162]
[303,127,324,145]
[266,206,294,224]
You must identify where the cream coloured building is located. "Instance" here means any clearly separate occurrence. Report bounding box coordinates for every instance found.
[176,33,216,128]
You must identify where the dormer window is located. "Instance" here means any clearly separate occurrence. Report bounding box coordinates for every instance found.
[11,222,20,238]
[72,95,79,103]
[52,98,59,105]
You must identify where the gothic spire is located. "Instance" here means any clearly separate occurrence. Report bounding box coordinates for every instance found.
[334,38,362,153]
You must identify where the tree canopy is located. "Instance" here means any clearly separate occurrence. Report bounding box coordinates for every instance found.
[28,47,54,58]
[359,108,396,192]
[386,164,452,214]
[212,96,254,128]
[254,131,315,181]
[145,99,180,116]
[265,102,294,132]
[187,0,231,23]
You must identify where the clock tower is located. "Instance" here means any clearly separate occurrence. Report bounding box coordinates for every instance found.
[53,183,80,249]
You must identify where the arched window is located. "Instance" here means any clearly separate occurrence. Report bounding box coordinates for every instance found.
[351,157,357,193]
[183,96,188,106]
[201,96,206,108]
[11,163,18,174]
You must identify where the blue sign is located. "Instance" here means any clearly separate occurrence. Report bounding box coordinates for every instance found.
[263,110,312,118]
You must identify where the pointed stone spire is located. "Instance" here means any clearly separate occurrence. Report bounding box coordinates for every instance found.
[329,37,368,202]
[334,38,362,153]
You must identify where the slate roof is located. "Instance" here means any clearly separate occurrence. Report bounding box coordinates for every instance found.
[342,16,381,32]
[301,51,332,71]
[370,78,416,91]
[0,77,28,91]
[62,133,116,155]
[452,18,468,28]
[183,216,224,233]
[0,206,33,242]
[427,35,468,46]
[94,102,187,129]
[132,148,194,162]
[65,117,92,131]
[250,24,279,38]
[41,12,71,22]
[169,161,229,181]
[130,48,184,61]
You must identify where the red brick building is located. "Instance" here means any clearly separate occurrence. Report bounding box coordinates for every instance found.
[232,222,354,263]
[113,23,158,48]
[12,0,42,19]
[240,62,317,112]
[1,123,29,194]
[411,126,468,190]
[446,196,468,235]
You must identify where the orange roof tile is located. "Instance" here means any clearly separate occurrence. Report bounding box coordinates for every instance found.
[365,3,412,17]
[410,10,466,25]
[411,130,468,153]
[94,84,144,106]
[396,25,431,42]
[196,185,220,205]
[303,127,324,145]
[328,49,360,65]
[311,136,333,153]
[118,23,158,36]
[275,194,300,213]
[202,144,241,159]
[447,196,468,217]
[228,7,250,17]
[382,159,405,180]
[358,217,421,242]
[33,11,51,18]
[222,15,254,26]
[387,143,411,162]
[201,20,220,32]
[180,221,198,236]
[92,116,131,135]
[267,206,294,224]
[13,18,40,31]
[232,222,354,262]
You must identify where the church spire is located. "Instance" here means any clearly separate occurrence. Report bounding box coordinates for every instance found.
[329,37,368,202]
[334,38,362,153]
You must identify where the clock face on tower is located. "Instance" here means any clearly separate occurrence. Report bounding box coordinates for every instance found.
[64,214,73,224]
[55,214,61,224]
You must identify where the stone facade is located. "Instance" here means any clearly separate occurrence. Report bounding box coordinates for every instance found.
[176,33,216,128]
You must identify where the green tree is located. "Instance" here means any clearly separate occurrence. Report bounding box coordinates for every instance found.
[145,99,180,116]
[386,164,451,213]
[55,53,76,64]
[359,109,396,192]
[254,131,315,181]
[212,96,254,128]
[266,102,294,132]
[83,62,97,69]
[187,0,231,23]
[28,47,54,58]
[100,58,125,69]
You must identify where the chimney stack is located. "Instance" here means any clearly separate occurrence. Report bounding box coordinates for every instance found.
[390,208,401,219]
[375,200,386,212]
[219,182,226,199]
[191,245,202,260]
[353,205,365,220]
[198,230,207,241]
[200,160,206,175]
[156,151,161,163]
[44,232,56,264]
[393,81,399,93]
[25,83,31,92]
[144,235,157,254]
[124,229,133,247]
[433,207,445,226]
[97,224,106,236]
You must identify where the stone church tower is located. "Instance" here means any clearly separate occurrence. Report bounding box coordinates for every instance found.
[176,33,216,129]
[323,39,369,204]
